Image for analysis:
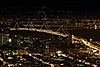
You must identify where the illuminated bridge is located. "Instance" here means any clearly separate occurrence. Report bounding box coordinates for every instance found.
[9,22,70,37]
[9,22,100,51]
[72,35,100,51]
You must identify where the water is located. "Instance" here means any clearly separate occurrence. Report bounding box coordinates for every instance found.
[68,29,100,41]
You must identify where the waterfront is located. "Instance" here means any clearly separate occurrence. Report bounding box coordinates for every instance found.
[68,29,100,41]
[1,5,100,67]
[0,28,100,67]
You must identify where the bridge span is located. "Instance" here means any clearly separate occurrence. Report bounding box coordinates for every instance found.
[72,35,100,51]
[10,28,69,37]
[8,22,100,50]
[9,22,70,38]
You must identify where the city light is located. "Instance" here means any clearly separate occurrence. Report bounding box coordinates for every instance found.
[29,54,32,56]
[56,51,62,54]
[1,5,100,67]
[9,39,11,42]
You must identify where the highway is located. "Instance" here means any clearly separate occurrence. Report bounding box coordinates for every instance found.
[72,35,100,52]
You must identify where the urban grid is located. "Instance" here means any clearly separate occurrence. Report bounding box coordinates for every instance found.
[0,5,100,67]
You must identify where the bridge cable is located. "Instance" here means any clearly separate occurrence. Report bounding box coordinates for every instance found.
[29,22,34,29]
[25,23,28,28]
[45,22,52,32]
[44,23,49,30]
[62,26,67,35]
[56,25,70,36]
[25,22,30,28]
[63,26,70,35]
[40,22,49,30]
[40,22,45,29]
[56,25,63,32]
[14,22,20,28]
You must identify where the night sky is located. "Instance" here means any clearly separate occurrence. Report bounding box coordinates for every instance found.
[0,0,100,12]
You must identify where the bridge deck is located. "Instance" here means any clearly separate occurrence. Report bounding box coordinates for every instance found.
[10,28,69,37]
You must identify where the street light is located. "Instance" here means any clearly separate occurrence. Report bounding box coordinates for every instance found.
[9,39,11,42]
